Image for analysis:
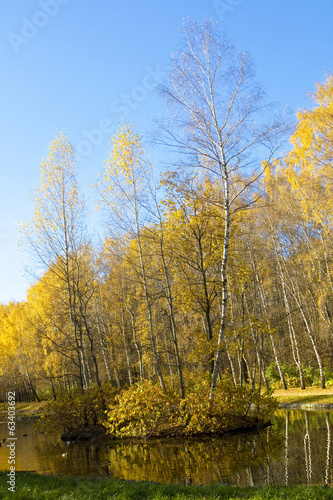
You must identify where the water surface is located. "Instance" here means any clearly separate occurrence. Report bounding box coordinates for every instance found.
[0,411,332,486]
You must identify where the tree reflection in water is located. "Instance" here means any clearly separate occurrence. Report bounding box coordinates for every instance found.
[107,431,282,485]
[1,411,333,486]
[105,412,333,486]
[325,413,332,485]
[284,410,289,485]
[279,411,333,487]
[304,411,312,483]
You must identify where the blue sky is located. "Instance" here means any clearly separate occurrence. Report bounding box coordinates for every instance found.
[1,0,333,304]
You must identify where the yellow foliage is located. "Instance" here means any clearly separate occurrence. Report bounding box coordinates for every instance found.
[105,379,277,438]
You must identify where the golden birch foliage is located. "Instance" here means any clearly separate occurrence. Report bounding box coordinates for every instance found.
[99,238,145,371]
[282,74,333,225]
[261,76,333,330]
[0,303,18,365]
[14,302,45,379]
[0,301,45,384]
[101,123,151,204]
[26,268,78,380]
[98,123,155,253]
[27,278,61,376]
[102,232,162,374]
[21,132,84,267]
[105,124,145,183]
[159,175,225,368]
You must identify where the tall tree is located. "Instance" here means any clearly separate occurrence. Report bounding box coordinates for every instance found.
[21,133,100,389]
[97,124,165,390]
[158,19,287,401]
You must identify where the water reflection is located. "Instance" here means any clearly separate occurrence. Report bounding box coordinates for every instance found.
[284,410,289,485]
[276,411,333,487]
[106,431,282,485]
[325,413,331,485]
[0,411,333,486]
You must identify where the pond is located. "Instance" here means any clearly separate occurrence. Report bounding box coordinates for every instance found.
[0,411,332,486]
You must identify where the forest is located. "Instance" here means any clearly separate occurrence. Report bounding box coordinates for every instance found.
[0,21,332,435]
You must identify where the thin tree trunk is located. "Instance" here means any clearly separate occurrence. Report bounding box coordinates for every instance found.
[162,319,175,388]
[279,271,305,389]
[274,243,326,389]
[210,173,230,402]
[135,212,165,390]
[97,323,112,381]
[121,268,144,380]
[224,338,237,385]
[250,252,288,390]
[120,306,132,385]
[25,370,40,402]
[78,330,89,389]
[157,222,185,398]
[78,291,102,388]
[109,338,121,388]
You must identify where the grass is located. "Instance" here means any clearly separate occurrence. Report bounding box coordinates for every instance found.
[273,387,333,405]
[0,473,333,500]
[0,401,48,418]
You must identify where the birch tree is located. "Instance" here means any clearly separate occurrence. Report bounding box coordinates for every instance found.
[98,124,166,390]
[21,133,100,389]
[158,20,287,401]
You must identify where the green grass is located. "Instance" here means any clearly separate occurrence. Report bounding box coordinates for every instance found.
[0,473,333,499]
[275,394,333,405]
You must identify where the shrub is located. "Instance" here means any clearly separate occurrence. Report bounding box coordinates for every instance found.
[265,362,333,388]
[105,378,277,438]
[312,367,333,386]
[266,362,307,388]
[38,383,117,434]
[177,378,277,435]
[105,380,181,438]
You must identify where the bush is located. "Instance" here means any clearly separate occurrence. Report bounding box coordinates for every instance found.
[177,378,277,435]
[265,362,333,388]
[312,367,333,386]
[265,362,306,388]
[105,380,181,438]
[38,383,117,434]
[105,378,277,438]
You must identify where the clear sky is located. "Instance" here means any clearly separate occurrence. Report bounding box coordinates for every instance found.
[1,0,333,304]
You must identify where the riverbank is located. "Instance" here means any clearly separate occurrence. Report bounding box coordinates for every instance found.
[0,402,48,420]
[274,387,333,409]
[0,472,332,499]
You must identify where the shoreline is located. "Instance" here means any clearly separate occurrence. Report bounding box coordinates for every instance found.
[274,386,333,410]
[278,402,333,410]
